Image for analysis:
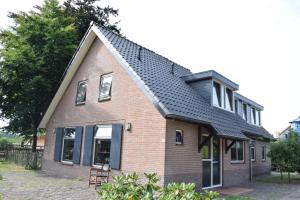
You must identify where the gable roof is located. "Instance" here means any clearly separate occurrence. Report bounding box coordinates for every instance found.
[39,23,273,140]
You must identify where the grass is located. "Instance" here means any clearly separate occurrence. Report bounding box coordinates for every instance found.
[0,161,28,173]
[259,173,300,184]
[224,196,253,200]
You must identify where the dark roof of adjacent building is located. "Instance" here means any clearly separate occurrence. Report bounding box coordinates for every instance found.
[98,26,273,140]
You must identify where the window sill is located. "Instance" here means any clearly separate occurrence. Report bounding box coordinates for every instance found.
[61,161,74,166]
[175,143,183,146]
[230,161,245,164]
[75,102,85,106]
[261,159,266,162]
[98,97,111,102]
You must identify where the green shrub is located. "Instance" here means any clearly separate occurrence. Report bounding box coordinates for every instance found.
[98,173,219,200]
[0,174,3,180]
[0,139,13,149]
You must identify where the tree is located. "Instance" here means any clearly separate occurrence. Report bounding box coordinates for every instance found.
[63,0,120,40]
[268,129,300,183]
[0,0,120,153]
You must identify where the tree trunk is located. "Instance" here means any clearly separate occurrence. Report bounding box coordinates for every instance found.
[32,131,37,152]
[280,170,283,181]
[288,171,291,184]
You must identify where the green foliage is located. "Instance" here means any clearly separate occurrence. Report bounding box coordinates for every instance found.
[98,173,220,200]
[0,174,3,180]
[0,0,120,151]
[268,130,300,182]
[0,139,12,149]
[63,0,120,39]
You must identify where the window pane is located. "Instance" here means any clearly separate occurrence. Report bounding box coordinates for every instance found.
[62,139,74,162]
[251,147,255,160]
[213,137,219,161]
[176,130,183,145]
[237,142,244,161]
[213,82,221,107]
[231,143,237,161]
[99,74,113,100]
[225,88,233,111]
[235,100,238,113]
[251,108,256,124]
[62,128,76,162]
[202,135,211,159]
[202,161,211,187]
[243,104,247,120]
[76,81,87,104]
[262,146,265,160]
[255,110,260,126]
[94,139,111,165]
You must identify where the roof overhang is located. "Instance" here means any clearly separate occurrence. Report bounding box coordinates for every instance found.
[235,93,264,110]
[181,70,239,90]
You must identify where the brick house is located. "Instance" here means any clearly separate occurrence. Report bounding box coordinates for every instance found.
[38,23,274,189]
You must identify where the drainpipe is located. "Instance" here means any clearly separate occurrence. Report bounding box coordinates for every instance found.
[249,140,254,182]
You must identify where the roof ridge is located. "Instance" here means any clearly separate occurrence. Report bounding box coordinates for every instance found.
[97,25,191,73]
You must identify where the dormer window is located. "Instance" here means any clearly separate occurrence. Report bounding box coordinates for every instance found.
[250,107,261,126]
[242,103,247,121]
[212,81,234,112]
[213,81,221,107]
[225,88,233,111]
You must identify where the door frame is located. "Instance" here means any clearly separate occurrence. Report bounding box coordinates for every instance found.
[202,135,223,189]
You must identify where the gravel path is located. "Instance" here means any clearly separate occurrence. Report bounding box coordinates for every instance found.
[242,181,300,200]
[0,170,97,200]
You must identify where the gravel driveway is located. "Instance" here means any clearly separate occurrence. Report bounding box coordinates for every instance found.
[0,170,97,200]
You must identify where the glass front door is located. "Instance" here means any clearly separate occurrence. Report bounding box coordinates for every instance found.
[202,135,222,188]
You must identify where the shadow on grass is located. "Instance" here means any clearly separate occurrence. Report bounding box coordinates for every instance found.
[258,173,300,184]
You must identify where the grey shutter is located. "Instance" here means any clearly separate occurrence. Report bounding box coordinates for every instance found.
[110,124,123,170]
[54,127,64,162]
[83,125,94,166]
[73,126,83,164]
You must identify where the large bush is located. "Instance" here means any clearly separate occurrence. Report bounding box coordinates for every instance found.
[98,173,219,200]
[0,139,13,149]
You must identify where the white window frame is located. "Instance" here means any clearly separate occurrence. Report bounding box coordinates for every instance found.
[175,130,184,145]
[212,80,234,113]
[250,146,256,161]
[230,141,245,163]
[61,127,76,164]
[213,81,222,107]
[224,87,234,112]
[99,73,113,101]
[92,125,112,167]
[75,80,87,105]
[242,103,247,121]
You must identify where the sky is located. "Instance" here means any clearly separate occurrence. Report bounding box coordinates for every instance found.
[0,0,300,135]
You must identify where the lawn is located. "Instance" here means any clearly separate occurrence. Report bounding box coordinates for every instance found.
[0,161,28,173]
[258,173,300,184]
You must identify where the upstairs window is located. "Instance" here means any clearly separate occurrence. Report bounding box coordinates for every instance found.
[62,128,76,162]
[234,100,238,113]
[76,80,87,105]
[213,82,221,107]
[255,109,261,126]
[99,73,113,101]
[225,88,233,111]
[251,108,256,125]
[242,104,247,121]
[231,141,244,162]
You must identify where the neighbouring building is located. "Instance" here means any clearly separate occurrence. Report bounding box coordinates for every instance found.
[278,116,300,140]
[38,23,274,189]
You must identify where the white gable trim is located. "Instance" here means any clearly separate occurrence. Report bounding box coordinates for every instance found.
[38,25,169,128]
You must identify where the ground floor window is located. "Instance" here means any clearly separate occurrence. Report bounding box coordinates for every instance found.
[93,125,112,166]
[175,130,183,145]
[250,146,256,161]
[62,128,76,162]
[262,146,266,160]
[231,141,244,162]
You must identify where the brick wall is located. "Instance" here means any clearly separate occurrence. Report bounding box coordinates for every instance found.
[43,38,167,183]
